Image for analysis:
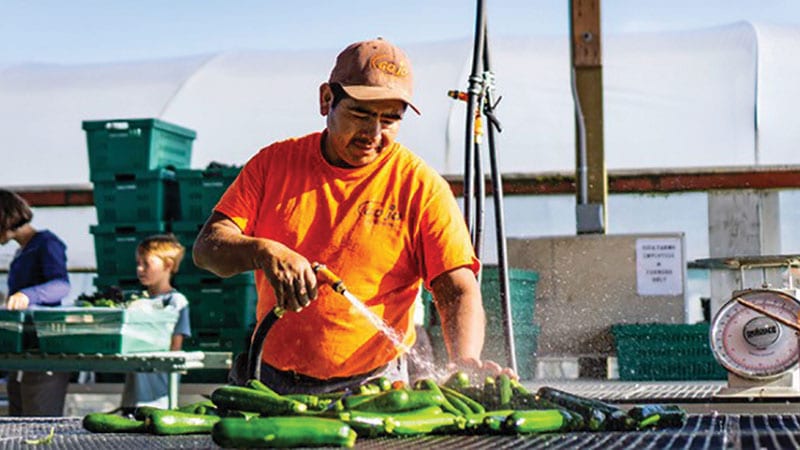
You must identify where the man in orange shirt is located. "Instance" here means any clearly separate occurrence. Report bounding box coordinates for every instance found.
[194,38,514,393]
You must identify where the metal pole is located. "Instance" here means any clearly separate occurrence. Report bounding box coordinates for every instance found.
[463,0,486,241]
[481,22,517,375]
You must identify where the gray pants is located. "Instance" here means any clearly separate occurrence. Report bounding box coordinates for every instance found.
[7,371,71,417]
[229,354,408,395]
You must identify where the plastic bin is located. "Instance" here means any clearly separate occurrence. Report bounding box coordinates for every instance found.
[182,326,252,383]
[33,307,179,354]
[0,310,37,352]
[83,118,195,176]
[176,274,257,328]
[176,167,240,222]
[611,323,727,381]
[92,169,179,222]
[91,222,168,276]
[427,323,540,380]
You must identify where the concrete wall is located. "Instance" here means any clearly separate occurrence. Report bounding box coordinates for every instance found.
[507,234,686,357]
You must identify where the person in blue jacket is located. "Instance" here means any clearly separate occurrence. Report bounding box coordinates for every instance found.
[1,189,71,416]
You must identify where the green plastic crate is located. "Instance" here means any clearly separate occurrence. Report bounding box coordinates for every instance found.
[177,274,257,328]
[184,327,252,353]
[0,310,37,353]
[611,323,727,381]
[92,169,179,223]
[424,266,539,332]
[182,325,252,383]
[33,307,179,354]
[91,222,168,276]
[426,324,540,381]
[83,118,195,177]
[176,167,240,222]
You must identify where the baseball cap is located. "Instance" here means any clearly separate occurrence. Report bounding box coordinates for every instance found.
[329,38,420,114]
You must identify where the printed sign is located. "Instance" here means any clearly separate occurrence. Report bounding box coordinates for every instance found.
[636,238,683,296]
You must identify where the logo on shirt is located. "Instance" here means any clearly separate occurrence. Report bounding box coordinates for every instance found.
[358,201,403,226]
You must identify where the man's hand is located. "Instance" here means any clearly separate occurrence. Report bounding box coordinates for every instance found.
[6,292,30,310]
[257,240,318,313]
[447,356,519,381]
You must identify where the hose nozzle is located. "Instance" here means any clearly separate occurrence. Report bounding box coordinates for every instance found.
[312,263,347,294]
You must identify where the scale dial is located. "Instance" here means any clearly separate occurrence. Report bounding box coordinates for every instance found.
[710,289,800,380]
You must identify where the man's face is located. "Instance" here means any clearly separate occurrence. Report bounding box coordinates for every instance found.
[321,87,406,168]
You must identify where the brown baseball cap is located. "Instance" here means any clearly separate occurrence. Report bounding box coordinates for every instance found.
[329,38,420,114]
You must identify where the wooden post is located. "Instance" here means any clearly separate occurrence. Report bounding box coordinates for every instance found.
[570,0,607,233]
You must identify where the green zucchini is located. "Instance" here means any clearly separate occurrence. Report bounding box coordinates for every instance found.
[177,400,218,415]
[83,413,146,433]
[414,379,462,416]
[536,386,608,431]
[336,411,398,437]
[390,412,466,436]
[351,389,444,413]
[131,405,164,421]
[628,404,687,429]
[147,409,221,435]
[211,385,307,416]
[246,379,281,396]
[503,409,571,434]
[444,371,471,389]
[284,393,321,409]
[439,385,486,413]
[212,417,357,448]
[464,409,515,433]
[497,374,513,407]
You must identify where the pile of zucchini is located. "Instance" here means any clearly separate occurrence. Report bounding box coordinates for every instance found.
[82,373,687,448]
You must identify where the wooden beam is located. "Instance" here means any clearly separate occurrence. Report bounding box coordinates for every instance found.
[10,166,800,207]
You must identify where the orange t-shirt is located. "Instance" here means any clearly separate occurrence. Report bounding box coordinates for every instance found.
[215,131,479,379]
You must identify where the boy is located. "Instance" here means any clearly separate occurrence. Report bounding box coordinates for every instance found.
[121,234,191,408]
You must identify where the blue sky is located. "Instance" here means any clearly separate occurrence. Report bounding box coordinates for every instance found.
[3,0,800,64]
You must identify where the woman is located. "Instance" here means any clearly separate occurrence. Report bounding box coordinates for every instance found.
[1,189,71,416]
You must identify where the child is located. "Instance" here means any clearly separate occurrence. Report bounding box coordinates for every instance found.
[121,234,191,408]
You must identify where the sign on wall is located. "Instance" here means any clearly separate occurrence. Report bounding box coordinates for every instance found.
[636,237,684,296]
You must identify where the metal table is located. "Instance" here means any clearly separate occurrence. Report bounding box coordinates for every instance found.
[0,351,231,409]
[0,414,798,449]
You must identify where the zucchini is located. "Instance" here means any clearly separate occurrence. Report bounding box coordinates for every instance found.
[246,379,281,396]
[284,393,321,409]
[444,371,471,389]
[83,413,146,433]
[390,412,466,436]
[147,409,221,435]
[414,379,463,416]
[439,385,486,414]
[211,386,307,416]
[536,387,607,431]
[177,400,218,415]
[131,405,164,421]
[497,374,513,407]
[212,417,357,448]
[464,409,515,433]
[503,409,571,434]
[351,389,444,413]
[336,411,398,437]
[628,404,687,429]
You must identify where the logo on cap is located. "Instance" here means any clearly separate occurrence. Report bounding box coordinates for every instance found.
[370,54,409,78]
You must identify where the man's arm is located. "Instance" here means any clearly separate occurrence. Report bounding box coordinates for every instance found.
[431,267,485,362]
[193,211,318,311]
[431,266,516,378]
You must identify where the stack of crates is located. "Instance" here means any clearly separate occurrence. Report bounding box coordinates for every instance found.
[172,164,257,383]
[84,118,195,294]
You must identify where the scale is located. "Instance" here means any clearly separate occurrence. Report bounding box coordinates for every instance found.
[698,255,800,398]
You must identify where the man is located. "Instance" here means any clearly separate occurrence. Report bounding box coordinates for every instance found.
[193,38,513,393]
